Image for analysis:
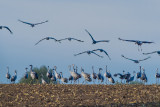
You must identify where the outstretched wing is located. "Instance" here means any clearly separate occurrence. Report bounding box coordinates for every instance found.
[92,49,111,60]
[85,29,95,42]
[141,41,154,44]
[34,20,48,25]
[3,26,13,34]
[18,19,33,25]
[70,38,84,42]
[90,51,103,58]
[118,38,137,43]
[95,40,110,43]
[58,38,68,42]
[74,51,88,56]
[121,55,135,62]
[49,37,59,41]
[143,51,157,55]
[139,56,151,61]
[35,38,46,45]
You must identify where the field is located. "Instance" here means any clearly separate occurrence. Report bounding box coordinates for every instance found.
[0,84,160,106]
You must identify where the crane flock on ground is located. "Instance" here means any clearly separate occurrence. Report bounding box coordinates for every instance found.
[2,19,160,85]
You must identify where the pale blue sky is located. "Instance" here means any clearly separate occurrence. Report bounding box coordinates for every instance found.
[1,0,160,84]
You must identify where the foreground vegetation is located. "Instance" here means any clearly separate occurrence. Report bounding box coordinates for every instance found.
[0,84,160,106]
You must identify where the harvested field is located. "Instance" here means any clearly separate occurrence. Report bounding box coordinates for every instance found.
[0,84,160,107]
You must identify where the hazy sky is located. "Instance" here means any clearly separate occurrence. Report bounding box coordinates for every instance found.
[1,0,160,84]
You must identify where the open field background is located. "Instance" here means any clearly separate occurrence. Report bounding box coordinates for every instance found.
[0,84,160,106]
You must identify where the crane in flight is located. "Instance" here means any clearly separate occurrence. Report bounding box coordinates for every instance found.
[85,29,110,44]
[0,26,13,34]
[35,37,61,45]
[143,51,160,56]
[92,49,111,60]
[58,37,84,42]
[74,50,103,58]
[118,38,154,51]
[18,19,48,27]
[121,55,151,63]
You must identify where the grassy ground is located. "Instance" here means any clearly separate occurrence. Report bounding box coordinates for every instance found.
[0,84,160,106]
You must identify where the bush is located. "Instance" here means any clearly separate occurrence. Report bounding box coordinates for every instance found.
[18,65,57,84]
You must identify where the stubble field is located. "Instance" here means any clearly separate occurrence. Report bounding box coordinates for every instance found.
[0,84,160,107]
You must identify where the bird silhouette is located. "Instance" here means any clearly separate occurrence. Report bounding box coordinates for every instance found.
[92,49,111,60]
[74,50,103,58]
[0,26,13,34]
[85,29,110,44]
[58,37,84,42]
[121,55,151,63]
[35,37,61,45]
[18,19,48,27]
[143,51,160,56]
[118,38,154,51]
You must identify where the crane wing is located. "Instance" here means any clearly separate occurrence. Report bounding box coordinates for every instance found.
[96,40,110,43]
[139,56,151,61]
[92,49,111,60]
[118,38,137,43]
[90,51,103,58]
[121,55,135,61]
[74,51,88,56]
[18,19,32,25]
[3,26,13,34]
[141,41,154,44]
[70,38,84,42]
[34,20,48,25]
[58,38,68,41]
[35,38,46,45]
[143,51,157,55]
[85,29,96,42]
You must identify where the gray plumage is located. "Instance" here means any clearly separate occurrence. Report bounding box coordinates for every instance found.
[0,26,13,34]
[74,50,103,58]
[35,37,61,45]
[18,19,48,27]
[121,55,151,63]
[118,38,154,51]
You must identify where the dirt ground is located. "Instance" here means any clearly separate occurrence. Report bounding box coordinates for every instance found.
[0,84,160,107]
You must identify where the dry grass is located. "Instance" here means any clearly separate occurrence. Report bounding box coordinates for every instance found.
[0,84,160,106]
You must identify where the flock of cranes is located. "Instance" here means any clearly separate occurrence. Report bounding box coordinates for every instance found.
[5,64,160,85]
[2,19,160,85]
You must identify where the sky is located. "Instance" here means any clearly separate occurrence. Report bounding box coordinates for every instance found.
[1,0,160,84]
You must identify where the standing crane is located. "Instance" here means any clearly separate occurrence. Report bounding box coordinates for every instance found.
[41,74,47,84]
[104,65,111,84]
[155,68,160,84]
[6,67,11,83]
[54,66,61,84]
[30,65,38,80]
[91,66,97,84]
[140,68,147,84]
[114,71,125,83]
[136,66,142,81]
[126,71,136,83]
[81,67,92,84]
[69,64,79,84]
[24,68,28,79]
[46,66,52,79]
[97,68,104,83]
[51,69,56,82]
[60,72,68,84]
[11,70,17,83]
